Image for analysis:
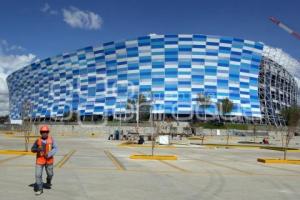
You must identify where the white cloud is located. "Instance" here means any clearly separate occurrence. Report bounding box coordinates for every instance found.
[40,4,102,30]
[0,41,37,116]
[41,3,58,15]
[62,6,103,30]
[41,3,50,12]
[0,54,36,74]
[0,39,25,53]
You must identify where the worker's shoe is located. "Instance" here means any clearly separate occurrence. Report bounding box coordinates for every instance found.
[46,179,52,186]
[35,190,43,196]
[44,180,52,189]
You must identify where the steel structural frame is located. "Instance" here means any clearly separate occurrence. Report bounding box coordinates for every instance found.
[259,57,298,127]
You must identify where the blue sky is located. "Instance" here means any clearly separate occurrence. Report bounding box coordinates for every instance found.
[0,0,300,59]
[0,0,300,115]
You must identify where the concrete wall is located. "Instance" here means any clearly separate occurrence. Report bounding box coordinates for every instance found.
[31,124,155,137]
[0,121,288,139]
[29,123,272,137]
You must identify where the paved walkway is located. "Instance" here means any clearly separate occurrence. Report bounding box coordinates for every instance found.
[0,135,300,200]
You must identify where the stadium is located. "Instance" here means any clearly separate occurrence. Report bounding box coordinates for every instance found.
[6,34,298,126]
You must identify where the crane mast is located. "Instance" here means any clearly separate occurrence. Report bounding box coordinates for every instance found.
[269,16,300,40]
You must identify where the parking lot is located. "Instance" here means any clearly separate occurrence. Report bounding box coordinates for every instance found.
[0,134,300,200]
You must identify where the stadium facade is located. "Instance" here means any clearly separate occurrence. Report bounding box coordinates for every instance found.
[7,34,298,126]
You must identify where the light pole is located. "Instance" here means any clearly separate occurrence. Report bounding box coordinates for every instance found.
[136,94,140,134]
[118,102,122,129]
[149,92,155,156]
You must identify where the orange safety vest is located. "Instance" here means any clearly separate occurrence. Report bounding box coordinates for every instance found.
[36,136,54,165]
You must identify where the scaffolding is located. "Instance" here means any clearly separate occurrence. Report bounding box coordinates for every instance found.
[259,46,299,127]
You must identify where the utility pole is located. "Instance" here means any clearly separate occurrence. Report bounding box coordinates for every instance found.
[136,93,140,134]
[118,104,122,129]
[149,92,155,156]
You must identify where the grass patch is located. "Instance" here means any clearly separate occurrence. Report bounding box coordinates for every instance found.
[192,122,248,130]
[191,122,277,131]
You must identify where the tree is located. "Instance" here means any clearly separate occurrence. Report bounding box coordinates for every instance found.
[280,105,300,160]
[196,93,211,121]
[252,124,257,143]
[138,94,150,121]
[69,111,78,122]
[217,98,234,122]
[126,94,150,134]
[126,98,136,124]
[150,121,169,156]
[0,115,9,124]
[63,111,71,122]
[195,93,211,145]
[217,98,234,145]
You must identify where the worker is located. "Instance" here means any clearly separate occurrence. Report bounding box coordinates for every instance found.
[262,137,269,144]
[31,125,58,195]
[138,135,145,144]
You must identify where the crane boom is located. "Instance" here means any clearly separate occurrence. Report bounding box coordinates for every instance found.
[269,16,300,40]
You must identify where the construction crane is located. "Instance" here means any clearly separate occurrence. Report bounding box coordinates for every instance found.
[269,17,300,41]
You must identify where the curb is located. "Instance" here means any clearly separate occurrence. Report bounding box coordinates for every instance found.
[0,150,35,155]
[203,144,300,152]
[257,158,300,164]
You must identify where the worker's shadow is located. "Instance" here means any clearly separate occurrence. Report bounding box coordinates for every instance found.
[28,183,51,191]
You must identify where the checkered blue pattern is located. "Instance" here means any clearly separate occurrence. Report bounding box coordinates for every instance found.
[7,34,264,120]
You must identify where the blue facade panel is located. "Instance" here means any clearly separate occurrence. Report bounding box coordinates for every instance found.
[7,34,264,119]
